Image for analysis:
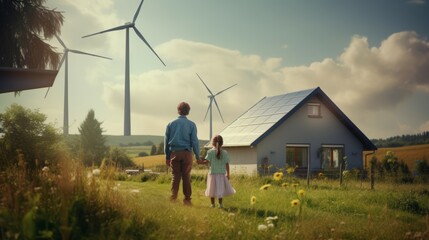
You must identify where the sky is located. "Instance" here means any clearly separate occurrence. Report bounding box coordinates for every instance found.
[1,0,429,141]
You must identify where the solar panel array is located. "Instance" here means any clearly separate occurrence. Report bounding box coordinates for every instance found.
[220,88,316,146]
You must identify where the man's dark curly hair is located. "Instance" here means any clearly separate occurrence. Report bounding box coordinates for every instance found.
[177,102,190,115]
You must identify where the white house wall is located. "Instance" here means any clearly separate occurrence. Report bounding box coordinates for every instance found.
[257,96,363,173]
[224,147,258,176]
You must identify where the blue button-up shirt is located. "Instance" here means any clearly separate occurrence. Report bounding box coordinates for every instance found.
[164,115,200,160]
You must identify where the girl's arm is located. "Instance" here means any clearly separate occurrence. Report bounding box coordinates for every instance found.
[226,163,230,180]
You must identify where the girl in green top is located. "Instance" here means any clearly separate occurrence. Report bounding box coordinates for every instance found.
[198,135,236,208]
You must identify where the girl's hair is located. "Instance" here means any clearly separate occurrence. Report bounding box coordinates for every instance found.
[212,135,223,159]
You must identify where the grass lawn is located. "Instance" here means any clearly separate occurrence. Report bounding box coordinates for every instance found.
[116,175,429,239]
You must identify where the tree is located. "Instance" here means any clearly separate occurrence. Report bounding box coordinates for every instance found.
[0,0,64,69]
[0,104,63,172]
[150,144,157,155]
[107,147,135,168]
[156,142,164,155]
[78,109,107,166]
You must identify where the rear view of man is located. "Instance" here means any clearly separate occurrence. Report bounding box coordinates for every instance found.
[164,102,200,205]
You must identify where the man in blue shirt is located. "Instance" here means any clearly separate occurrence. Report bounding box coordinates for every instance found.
[165,102,200,205]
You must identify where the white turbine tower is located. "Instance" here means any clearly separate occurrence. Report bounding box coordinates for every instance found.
[82,0,166,136]
[54,35,111,135]
[196,73,237,141]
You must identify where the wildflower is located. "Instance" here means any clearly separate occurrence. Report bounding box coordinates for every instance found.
[342,170,350,177]
[286,167,295,174]
[92,169,100,176]
[267,223,274,228]
[291,199,300,207]
[251,196,257,205]
[273,172,283,181]
[281,182,288,187]
[265,216,278,222]
[130,189,140,193]
[291,183,299,188]
[298,189,305,197]
[257,224,268,231]
[318,172,324,178]
[259,184,271,190]
[42,166,49,172]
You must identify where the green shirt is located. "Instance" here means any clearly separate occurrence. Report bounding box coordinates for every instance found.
[205,148,229,174]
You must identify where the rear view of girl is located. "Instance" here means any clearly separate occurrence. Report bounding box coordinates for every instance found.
[198,135,236,208]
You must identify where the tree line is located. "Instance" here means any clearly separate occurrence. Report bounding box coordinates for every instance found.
[371,131,429,148]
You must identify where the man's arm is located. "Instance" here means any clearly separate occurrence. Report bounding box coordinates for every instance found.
[164,125,171,166]
[191,123,200,160]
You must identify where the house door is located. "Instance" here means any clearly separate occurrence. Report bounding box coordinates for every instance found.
[286,144,309,168]
[321,145,344,169]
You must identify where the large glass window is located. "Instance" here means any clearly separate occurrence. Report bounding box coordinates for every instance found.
[286,145,309,168]
[321,145,343,169]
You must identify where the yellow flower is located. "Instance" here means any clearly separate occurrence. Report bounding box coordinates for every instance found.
[251,196,257,205]
[318,172,324,178]
[273,172,283,181]
[259,184,271,190]
[298,189,305,197]
[291,199,300,207]
[286,167,295,174]
[281,182,289,188]
[291,183,299,188]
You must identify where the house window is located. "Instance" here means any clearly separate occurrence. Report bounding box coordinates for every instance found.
[308,103,321,117]
[321,145,343,169]
[286,145,309,168]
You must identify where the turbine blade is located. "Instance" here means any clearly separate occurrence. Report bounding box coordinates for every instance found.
[133,27,166,66]
[82,24,129,38]
[55,35,66,48]
[57,53,66,70]
[133,0,145,24]
[69,49,112,60]
[213,97,225,123]
[196,73,214,96]
[215,83,237,96]
[203,101,211,121]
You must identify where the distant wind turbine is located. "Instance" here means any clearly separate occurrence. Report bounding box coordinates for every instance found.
[53,35,111,135]
[196,73,237,140]
[82,0,166,136]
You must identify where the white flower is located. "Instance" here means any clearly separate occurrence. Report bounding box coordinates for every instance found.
[92,169,100,176]
[265,216,278,222]
[267,223,274,228]
[130,189,140,193]
[42,166,49,172]
[258,224,268,231]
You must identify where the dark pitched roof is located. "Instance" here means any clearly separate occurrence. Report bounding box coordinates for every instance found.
[0,67,58,93]
[219,87,377,150]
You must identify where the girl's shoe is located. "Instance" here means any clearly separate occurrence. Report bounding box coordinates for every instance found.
[218,204,223,209]
[210,204,215,208]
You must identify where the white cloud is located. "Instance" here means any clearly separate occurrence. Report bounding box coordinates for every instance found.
[98,32,429,139]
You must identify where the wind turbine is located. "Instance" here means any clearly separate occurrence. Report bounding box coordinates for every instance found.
[82,0,166,136]
[54,35,111,135]
[196,73,237,141]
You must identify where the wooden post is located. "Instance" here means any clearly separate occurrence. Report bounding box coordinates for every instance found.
[370,156,376,190]
[339,161,343,186]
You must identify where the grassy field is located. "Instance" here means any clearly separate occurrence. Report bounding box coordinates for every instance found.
[134,155,165,168]
[366,144,429,170]
[116,175,429,239]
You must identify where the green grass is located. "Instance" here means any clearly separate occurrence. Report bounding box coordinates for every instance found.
[115,175,429,239]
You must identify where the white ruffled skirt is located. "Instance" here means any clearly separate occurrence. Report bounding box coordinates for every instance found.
[205,174,236,198]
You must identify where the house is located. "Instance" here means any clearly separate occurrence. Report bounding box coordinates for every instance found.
[218,87,377,176]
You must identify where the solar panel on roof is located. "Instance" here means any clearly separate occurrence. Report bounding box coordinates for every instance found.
[219,88,317,147]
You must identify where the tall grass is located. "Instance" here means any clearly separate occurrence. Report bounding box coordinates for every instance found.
[1,159,428,239]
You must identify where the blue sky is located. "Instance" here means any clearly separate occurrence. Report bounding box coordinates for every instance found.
[1,0,429,140]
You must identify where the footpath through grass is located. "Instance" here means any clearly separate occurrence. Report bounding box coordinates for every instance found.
[118,174,429,240]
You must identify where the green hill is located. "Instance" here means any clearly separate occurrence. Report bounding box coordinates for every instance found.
[104,135,164,146]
